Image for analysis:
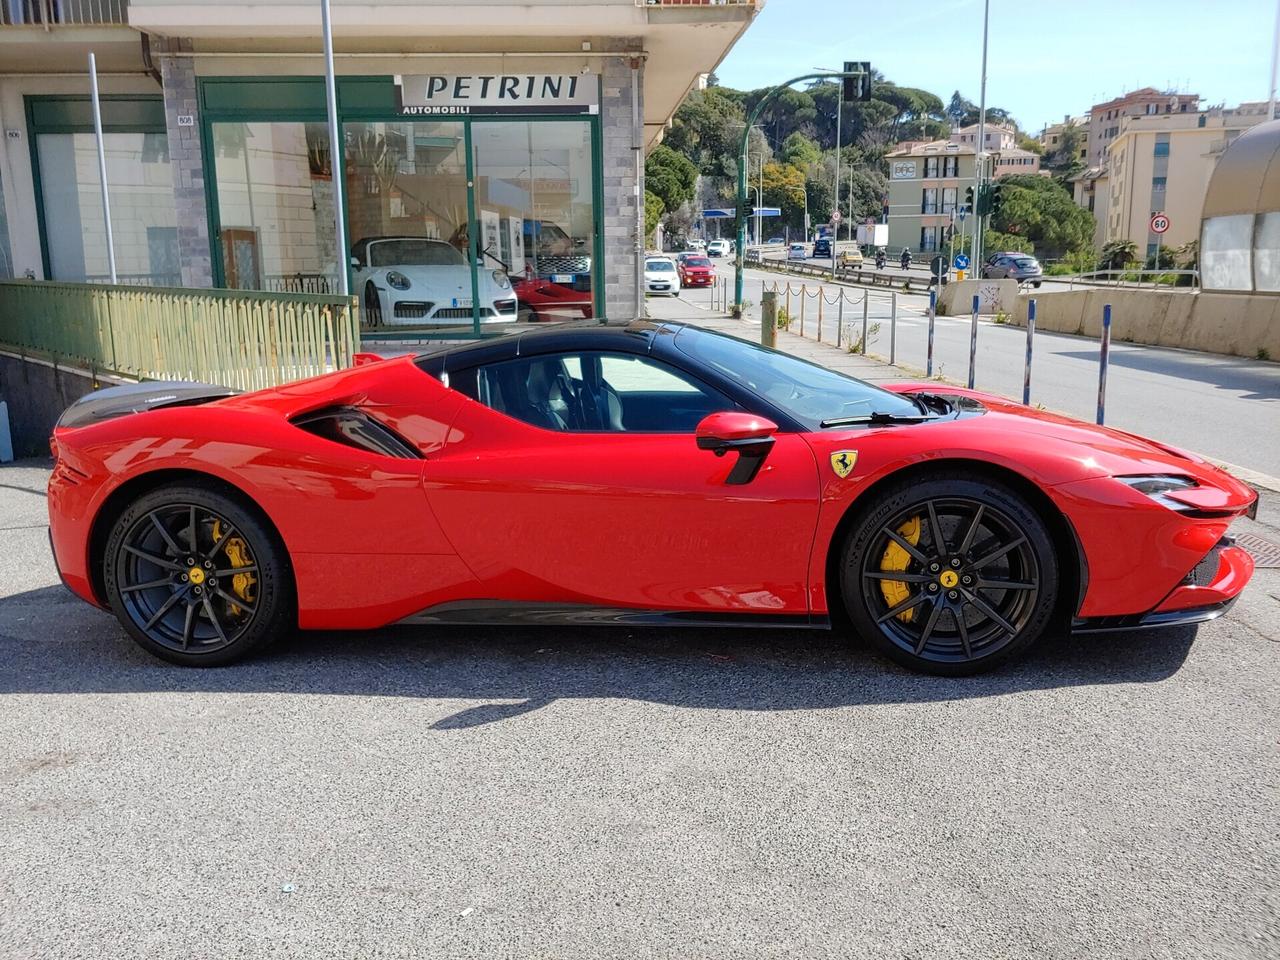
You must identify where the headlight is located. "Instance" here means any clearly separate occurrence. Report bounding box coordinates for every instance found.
[492,269,510,289]
[1118,474,1199,511]
[386,270,411,291]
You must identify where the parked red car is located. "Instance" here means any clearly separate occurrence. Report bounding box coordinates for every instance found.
[47,321,1257,676]
[512,276,592,322]
[677,255,716,287]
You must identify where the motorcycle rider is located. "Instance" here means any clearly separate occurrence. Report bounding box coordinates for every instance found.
[900,247,912,270]
[875,248,887,270]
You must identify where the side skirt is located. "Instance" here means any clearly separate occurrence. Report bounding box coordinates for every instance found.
[398,600,830,630]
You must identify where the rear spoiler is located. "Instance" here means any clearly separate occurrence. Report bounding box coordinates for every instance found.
[57,381,240,430]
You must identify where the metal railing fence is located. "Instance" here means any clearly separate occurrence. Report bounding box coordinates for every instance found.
[0,280,360,392]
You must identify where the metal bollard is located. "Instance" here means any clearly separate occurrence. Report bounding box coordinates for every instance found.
[817,290,824,343]
[861,296,869,355]
[785,285,792,323]
[837,294,844,348]
[1097,303,1112,424]
[926,290,936,377]
[761,290,778,348]
[967,294,979,389]
[1023,298,1036,406]
[890,292,897,365]
[799,286,806,337]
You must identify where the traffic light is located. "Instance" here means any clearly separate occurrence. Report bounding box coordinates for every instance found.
[988,182,1004,218]
[965,185,975,212]
[842,61,872,102]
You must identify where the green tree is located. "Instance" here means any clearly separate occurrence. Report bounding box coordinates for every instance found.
[1100,239,1139,270]
[644,190,664,243]
[988,174,1094,259]
[662,87,746,175]
[1042,122,1085,181]
[645,144,699,214]
[780,132,822,168]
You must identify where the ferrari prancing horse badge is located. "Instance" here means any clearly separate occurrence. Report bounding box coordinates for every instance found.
[830,450,858,478]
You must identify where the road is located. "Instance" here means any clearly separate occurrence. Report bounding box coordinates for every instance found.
[678,263,1280,478]
[4,450,1280,958]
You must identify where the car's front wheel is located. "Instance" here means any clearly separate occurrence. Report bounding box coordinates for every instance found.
[839,473,1058,676]
[103,483,293,666]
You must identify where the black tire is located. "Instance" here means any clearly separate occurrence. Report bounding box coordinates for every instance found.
[103,483,293,667]
[364,281,383,327]
[1032,280,1043,288]
[839,473,1058,676]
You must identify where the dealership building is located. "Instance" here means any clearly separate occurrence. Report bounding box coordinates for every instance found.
[0,0,761,325]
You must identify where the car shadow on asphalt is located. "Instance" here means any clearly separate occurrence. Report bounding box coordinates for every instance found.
[0,585,1198,728]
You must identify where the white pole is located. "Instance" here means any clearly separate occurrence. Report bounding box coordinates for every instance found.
[973,0,990,272]
[1269,0,1280,120]
[321,0,348,296]
[88,52,117,284]
[832,89,841,279]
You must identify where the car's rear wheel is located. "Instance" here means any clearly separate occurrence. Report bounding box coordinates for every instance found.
[839,474,1058,676]
[103,484,293,667]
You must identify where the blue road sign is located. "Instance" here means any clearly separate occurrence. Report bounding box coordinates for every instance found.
[954,253,970,270]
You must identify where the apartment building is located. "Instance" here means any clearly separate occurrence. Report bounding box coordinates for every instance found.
[0,0,762,323]
[1086,87,1201,168]
[1100,107,1271,257]
[948,122,1040,175]
[1040,114,1089,164]
[883,140,975,255]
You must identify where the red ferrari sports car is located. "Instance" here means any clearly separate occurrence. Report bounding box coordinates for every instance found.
[47,321,1257,675]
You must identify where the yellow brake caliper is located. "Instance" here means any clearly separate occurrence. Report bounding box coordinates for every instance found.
[211,519,256,615]
[879,515,922,623]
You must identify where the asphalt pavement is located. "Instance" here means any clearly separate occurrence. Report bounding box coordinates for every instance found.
[676,262,1280,479]
[3,444,1280,958]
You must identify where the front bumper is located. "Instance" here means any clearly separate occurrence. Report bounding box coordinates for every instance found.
[1072,539,1254,632]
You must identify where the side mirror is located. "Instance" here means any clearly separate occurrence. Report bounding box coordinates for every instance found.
[350,256,361,269]
[695,412,778,485]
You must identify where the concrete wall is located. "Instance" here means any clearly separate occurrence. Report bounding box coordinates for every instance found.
[0,353,115,457]
[1012,288,1280,360]
[939,278,1021,316]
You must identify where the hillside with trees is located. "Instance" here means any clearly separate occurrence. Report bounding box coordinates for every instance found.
[646,72,1095,263]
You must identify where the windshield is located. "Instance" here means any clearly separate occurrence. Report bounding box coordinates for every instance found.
[684,257,711,267]
[673,327,920,429]
[367,239,464,268]
[647,260,676,272]
[1013,257,1037,268]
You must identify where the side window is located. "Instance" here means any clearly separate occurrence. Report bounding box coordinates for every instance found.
[454,351,735,433]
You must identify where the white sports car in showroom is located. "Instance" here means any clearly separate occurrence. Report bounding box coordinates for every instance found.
[351,236,517,326]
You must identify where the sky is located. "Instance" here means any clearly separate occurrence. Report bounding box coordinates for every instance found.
[712,0,1274,135]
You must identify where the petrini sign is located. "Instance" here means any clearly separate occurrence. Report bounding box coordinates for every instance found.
[396,73,599,116]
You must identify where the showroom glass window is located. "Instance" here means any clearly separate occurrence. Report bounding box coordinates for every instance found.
[210,121,339,293]
[30,98,178,284]
[472,121,598,321]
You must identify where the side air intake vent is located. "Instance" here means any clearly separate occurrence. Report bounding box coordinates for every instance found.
[290,406,422,459]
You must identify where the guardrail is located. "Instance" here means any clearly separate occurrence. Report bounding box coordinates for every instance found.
[745,250,937,293]
[0,0,127,26]
[0,280,360,392]
[1052,268,1199,291]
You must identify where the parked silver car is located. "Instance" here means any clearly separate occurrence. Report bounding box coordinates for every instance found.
[982,252,1043,287]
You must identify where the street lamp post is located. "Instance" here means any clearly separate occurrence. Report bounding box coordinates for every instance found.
[733,69,863,316]
[972,0,991,273]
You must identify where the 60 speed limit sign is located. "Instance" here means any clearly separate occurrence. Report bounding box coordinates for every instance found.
[1149,213,1170,234]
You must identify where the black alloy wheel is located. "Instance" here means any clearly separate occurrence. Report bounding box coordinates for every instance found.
[841,475,1058,676]
[104,484,291,666]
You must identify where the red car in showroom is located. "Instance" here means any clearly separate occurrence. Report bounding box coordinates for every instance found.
[677,255,716,288]
[47,321,1256,675]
